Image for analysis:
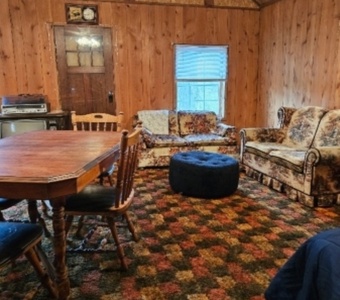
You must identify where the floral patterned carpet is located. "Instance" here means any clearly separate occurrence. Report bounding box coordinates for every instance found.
[1,168,340,300]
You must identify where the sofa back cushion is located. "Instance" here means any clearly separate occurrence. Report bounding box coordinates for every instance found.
[282,106,328,148]
[169,110,179,135]
[177,111,217,136]
[138,110,169,134]
[313,109,340,147]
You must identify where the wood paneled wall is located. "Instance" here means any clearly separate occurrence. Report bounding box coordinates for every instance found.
[1,0,338,131]
[0,0,259,130]
[258,0,340,126]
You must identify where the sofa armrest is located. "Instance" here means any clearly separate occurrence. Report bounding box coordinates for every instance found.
[305,147,340,193]
[216,123,236,137]
[140,127,154,149]
[307,147,340,166]
[277,107,297,129]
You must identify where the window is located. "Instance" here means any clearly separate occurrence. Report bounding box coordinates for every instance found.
[175,45,228,118]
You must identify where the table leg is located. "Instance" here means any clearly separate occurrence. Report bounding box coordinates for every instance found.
[51,197,70,300]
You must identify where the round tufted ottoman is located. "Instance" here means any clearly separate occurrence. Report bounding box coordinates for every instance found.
[169,151,239,198]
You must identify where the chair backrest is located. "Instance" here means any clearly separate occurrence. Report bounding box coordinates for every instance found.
[71,111,124,132]
[114,127,142,208]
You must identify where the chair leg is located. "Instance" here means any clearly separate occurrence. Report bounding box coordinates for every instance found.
[41,200,52,218]
[107,174,114,187]
[107,216,127,271]
[65,215,74,235]
[27,201,51,237]
[123,212,139,242]
[25,245,58,298]
[75,216,85,238]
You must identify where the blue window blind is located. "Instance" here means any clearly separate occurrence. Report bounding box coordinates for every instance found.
[175,45,227,80]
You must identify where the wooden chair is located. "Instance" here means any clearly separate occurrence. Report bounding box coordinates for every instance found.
[71,111,124,186]
[64,127,142,270]
[0,222,57,298]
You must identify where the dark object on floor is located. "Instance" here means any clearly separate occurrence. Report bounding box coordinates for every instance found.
[265,228,340,300]
[0,222,57,298]
[169,151,239,198]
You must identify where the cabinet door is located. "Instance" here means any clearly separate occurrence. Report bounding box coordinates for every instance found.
[54,26,116,115]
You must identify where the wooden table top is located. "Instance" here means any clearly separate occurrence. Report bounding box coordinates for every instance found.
[0,130,121,199]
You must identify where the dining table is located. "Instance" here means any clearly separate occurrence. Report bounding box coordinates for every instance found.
[0,130,122,299]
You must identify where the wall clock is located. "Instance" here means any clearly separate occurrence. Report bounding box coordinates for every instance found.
[65,4,98,24]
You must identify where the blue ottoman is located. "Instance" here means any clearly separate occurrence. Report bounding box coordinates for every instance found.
[169,151,239,198]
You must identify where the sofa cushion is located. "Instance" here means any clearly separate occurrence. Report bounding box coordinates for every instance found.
[138,110,169,134]
[178,111,217,136]
[282,106,327,148]
[313,109,340,147]
[269,150,307,173]
[184,134,228,146]
[144,134,188,148]
[169,110,179,135]
[245,141,297,159]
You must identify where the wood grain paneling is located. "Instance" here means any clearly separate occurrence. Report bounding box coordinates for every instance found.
[258,0,340,126]
[0,0,17,94]
[2,0,338,133]
[0,0,260,130]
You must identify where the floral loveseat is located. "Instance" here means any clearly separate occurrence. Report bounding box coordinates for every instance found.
[137,110,237,167]
[240,106,340,207]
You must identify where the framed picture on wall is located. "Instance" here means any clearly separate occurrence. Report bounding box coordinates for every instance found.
[65,4,98,25]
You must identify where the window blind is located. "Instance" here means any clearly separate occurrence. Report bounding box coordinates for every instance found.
[175,45,228,80]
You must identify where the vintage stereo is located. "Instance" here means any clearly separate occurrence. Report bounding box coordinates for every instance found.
[1,94,49,114]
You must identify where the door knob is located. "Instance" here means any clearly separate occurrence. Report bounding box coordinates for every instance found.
[108,91,114,103]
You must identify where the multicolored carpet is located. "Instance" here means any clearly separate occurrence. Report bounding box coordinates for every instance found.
[1,168,340,299]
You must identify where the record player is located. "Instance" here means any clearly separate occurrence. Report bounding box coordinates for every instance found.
[1,94,49,114]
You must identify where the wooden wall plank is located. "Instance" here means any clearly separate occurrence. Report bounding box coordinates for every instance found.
[124,4,144,115]
[35,0,59,103]
[20,0,44,92]
[8,0,28,92]
[0,0,17,93]
[112,4,126,114]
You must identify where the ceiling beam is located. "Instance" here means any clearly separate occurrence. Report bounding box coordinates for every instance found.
[96,0,260,10]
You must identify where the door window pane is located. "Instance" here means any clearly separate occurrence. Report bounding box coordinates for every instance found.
[65,35,104,68]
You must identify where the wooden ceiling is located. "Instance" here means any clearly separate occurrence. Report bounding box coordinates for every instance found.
[102,0,281,10]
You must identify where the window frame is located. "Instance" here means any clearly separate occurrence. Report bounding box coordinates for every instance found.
[174,44,229,119]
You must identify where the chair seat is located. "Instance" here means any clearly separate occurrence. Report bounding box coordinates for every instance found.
[0,198,22,210]
[0,222,43,265]
[65,185,117,211]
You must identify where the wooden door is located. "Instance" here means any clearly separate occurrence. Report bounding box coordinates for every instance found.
[54,26,116,115]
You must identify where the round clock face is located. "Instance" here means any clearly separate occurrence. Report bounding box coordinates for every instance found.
[83,8,95,21]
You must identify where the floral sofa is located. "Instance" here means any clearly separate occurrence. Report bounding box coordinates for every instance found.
[137,110,238,167]
[240,106,340,207]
